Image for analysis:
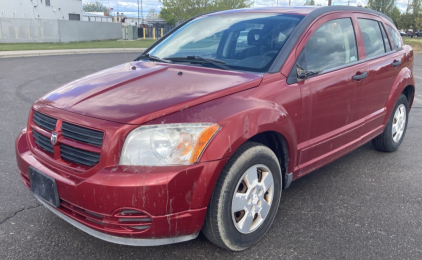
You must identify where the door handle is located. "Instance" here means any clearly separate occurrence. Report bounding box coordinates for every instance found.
[392,60,401,67]
[352,72,368,81]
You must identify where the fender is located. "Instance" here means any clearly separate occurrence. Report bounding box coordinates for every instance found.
[143,91,299,172]
[191,97,298,210]
[144,94,300,209]
[197,98,297,172]
[383,66,415,126]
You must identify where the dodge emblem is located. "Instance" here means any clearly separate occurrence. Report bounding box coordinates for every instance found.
[51,132,58,145]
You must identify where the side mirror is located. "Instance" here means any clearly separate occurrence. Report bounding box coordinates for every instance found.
[296,63,307,82]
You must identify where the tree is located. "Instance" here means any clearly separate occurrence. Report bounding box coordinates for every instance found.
[146,8,160,19]
[367,0,395,16]
[83,1,109,16]
[304,0,315,5]
[214,0,254,9]
[410,0,422,30]
[389,5,401,27]
[159,0,253,25]
[397,13,413,30]
[160,8,178,26]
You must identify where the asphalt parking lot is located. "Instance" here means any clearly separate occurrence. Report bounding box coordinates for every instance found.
[1,52,421,259]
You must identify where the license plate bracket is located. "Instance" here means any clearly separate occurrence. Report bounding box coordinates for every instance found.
[29,166,60,208]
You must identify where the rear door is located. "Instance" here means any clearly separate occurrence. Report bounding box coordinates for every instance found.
[354,14,404,134]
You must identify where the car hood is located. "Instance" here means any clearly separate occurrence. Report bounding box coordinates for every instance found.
[40,61,263,124]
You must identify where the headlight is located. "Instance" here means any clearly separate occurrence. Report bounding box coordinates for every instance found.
[120,123,220,166]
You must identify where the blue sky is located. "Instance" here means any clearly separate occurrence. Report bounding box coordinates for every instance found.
[82,0,410,18]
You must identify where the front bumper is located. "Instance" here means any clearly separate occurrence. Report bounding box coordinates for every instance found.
[16,128,228,245]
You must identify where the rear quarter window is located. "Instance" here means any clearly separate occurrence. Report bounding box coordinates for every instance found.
[386,25,403,50]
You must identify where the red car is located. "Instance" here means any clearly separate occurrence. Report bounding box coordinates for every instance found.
[16,6,414,250]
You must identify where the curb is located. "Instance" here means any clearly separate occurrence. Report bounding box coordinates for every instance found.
[0,48,146,58]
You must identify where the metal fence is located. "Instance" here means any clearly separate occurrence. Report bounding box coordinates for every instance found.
[0,18,122,43]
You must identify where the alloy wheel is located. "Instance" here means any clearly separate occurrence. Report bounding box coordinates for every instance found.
[392,104,406,143]
[231,164,274,234]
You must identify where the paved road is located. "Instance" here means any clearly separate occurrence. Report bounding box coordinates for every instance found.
[1,53,421,259]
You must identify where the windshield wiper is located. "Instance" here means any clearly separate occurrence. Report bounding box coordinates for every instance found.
[164,56,231,70]
[137,53,171,63]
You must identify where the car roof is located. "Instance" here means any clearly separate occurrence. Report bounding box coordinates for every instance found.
[209,6,319,16]
[208,6,393,24]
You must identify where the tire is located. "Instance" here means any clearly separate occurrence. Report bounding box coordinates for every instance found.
[372,94,409,152]
[202,141,282,251]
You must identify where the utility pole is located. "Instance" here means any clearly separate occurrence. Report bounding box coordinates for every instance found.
[328,0,332,5]
[289,0,291,6]
[137,0,139,26]
[141,0,143,24]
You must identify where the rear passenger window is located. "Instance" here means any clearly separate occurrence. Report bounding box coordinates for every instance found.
[386,25,403,50]
[358,19,385,58]
[304,18,357,73]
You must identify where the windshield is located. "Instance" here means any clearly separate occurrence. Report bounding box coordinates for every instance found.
[147,13,303,72]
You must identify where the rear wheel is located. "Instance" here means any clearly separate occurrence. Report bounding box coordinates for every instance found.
[372,94,409,152]
[202,142,282,251]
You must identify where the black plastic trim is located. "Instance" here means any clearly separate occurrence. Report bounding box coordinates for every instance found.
[61,122,104,147]
[284,172,293,189]
[33,111,57,132]
[60,144,100,166]
[352,72,368,81]
[32,130,54,154]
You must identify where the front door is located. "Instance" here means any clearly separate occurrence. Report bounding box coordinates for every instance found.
[290,14,367,175]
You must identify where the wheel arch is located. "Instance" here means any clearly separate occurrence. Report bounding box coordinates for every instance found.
[383,67,415,125]
[402,84,415,110]
[199,101,298,179]
[247,131,291,190]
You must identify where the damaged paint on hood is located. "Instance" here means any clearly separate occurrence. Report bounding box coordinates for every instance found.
[39,61,263,124]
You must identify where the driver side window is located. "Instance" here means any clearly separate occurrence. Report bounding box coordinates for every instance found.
[301,18,358,75]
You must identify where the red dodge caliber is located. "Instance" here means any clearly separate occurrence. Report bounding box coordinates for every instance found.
[16,6,415,250]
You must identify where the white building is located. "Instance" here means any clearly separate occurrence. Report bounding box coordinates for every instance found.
[0,0,83,20]
[83,12,112,22]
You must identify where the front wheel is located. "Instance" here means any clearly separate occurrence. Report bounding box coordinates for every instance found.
[372,94,409,152]
[202,142,282,251]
